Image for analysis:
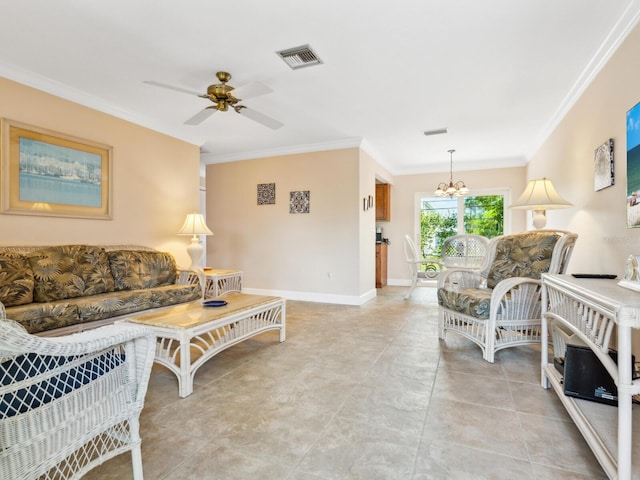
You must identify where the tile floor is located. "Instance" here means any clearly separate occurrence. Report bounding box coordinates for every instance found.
[86,286,607,479]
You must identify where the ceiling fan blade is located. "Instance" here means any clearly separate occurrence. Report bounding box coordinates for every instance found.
[231,81,272,100]
[237,107,283,130]
[184,108,217,125]
[143,80,202,97]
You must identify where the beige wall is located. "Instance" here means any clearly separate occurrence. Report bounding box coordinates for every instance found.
[382,166,527,284]
[206,146,530,300]
[527,22,640,276]
[206,148,369,304]
[0,78,201,265]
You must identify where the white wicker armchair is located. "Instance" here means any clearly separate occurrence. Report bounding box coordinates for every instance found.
[437,230,577,363]
[0,311,156,479]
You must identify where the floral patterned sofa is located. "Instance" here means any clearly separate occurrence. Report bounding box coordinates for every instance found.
[0,245,203,336]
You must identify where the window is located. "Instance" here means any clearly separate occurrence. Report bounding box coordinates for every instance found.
[417,191,507,257]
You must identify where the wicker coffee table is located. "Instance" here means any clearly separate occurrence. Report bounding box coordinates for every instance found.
[121,292,285,397]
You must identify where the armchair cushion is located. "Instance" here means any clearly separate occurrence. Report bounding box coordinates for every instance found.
[27,245,115,302]
[486,232,559,288]
[437,287,492,320]
[0,253,34,307]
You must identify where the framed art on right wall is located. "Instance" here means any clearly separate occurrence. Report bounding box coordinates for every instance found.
[627,101,640,227]
[594,138,613,191]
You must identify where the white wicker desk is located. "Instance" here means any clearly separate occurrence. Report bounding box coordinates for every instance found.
[203,269,242,298]
[121,292,285,398]
[541,274,640,480]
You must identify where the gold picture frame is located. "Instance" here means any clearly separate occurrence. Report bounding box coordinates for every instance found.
[1,119,112,219]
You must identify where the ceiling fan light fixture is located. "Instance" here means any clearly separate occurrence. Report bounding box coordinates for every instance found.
[145,71,283,129]
[276,44,322,70]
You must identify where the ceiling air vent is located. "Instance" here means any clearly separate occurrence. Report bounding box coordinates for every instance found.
[276,44,322,70]
[423,128,448,137]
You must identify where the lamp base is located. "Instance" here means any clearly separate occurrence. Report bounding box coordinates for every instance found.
[532,209,547,229]
[186,235,204,269]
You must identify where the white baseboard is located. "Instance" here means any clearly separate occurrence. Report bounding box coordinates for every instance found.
[242,287,377,306]
[387,278,437,287]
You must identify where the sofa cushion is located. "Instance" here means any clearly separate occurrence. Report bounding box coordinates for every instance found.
[73,289,155,322]
[3,302,80,334]
[74,283,201,321]
[27,245,115,302]
[148,283,202,308]
[108,250,177,291]
[0,253,34,307]
[437,287,493,320]
[486,232,560,289]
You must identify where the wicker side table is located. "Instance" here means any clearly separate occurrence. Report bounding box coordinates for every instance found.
[203,269,242,298]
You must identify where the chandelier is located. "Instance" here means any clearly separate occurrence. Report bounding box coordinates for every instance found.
[434,149,469,197]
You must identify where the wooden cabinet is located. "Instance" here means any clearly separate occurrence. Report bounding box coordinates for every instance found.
[375,183,391,221]
[375,242,387,288]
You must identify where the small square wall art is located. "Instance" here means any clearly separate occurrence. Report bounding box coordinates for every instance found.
[290,190,310,214]
[257,183,276,205]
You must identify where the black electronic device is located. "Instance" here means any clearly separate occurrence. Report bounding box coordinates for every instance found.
[563,344,634,406]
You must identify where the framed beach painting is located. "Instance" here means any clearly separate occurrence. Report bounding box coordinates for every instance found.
[627,103,640,228]
[1,119,112,219]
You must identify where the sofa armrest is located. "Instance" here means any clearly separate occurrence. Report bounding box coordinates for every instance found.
[177,268,205,300]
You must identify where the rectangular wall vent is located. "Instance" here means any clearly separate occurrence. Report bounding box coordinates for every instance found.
[276,44,322,70]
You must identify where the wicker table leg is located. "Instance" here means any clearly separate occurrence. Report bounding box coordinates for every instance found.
[177,331,193,398]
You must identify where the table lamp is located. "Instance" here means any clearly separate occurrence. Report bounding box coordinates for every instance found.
[510,178,573,229]
[177,212,213,268]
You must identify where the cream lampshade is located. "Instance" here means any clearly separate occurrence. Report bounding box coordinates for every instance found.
[177,212,213,268]
[510,178,573,229]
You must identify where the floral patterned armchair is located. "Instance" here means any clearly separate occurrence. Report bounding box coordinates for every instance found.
[437,230,577,363]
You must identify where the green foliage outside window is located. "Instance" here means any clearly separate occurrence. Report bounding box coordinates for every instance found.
[420,195,504,258]
[463,195,504,238]
[420,209,456,256]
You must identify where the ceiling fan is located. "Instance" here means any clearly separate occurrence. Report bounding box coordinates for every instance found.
[144,71,283,130]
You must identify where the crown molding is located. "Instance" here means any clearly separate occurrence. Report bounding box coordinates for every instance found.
[0,60,201,146]
[392,155,528,177]
[529,0,640,159]
[200,137,363,164]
